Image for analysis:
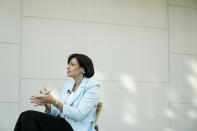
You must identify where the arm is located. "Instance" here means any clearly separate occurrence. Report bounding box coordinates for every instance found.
[55,84,101,121]
[44,87,67,116]
[44,104,61,117]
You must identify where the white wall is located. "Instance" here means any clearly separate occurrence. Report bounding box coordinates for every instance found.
[169,0,197,130]
[0,0,196,131]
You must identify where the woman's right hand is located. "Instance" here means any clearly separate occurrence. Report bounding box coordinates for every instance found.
[40,87,51,112]
[40,87,51,106]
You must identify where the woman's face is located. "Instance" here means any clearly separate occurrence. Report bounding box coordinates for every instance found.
[67,58,84,78]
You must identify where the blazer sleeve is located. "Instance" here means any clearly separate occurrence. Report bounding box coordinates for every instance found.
[44,86,67,117]
[45,105,61,117]
[62,84,101,121]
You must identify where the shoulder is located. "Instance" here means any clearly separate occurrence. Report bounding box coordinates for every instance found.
[85,78,101,90]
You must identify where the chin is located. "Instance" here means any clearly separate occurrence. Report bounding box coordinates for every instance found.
[67,74,70,77]
[67,74,73,77]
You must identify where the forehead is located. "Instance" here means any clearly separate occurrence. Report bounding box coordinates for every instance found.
[69,57,79,64]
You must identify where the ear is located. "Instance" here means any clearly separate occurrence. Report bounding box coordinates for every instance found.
[80,67,85,74]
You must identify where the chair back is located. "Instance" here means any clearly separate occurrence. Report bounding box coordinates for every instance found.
[94,102,103,127]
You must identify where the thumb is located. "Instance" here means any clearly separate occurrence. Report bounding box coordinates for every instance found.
[40,90,43,94]
[44,87,47,92]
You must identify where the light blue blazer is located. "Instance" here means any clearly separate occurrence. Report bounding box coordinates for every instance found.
[46,77,101,131]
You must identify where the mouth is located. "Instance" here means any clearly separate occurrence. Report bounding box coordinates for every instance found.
[67,70,71,74]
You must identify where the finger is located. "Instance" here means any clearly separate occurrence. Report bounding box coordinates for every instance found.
[44,88,47,92]
[31,95,38,98]
[30,99,38,103]
[30,96,36,100]
[34,101,44,106]
[34,101,41,106]
[30,97,34,101]
[30,98,38,102]
[36,95,43,99]
[33,95,41,99]
[40,90,43,94]
[34,104,39,107]
[30,100,39,106]
[30,95,36,98]
[30,101,37,104]
[31,98,39,103]
[36,99,46,104]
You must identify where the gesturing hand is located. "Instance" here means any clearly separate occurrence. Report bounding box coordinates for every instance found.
[30,87,55,107]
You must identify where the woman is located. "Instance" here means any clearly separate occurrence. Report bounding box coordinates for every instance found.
[14,53,101,131]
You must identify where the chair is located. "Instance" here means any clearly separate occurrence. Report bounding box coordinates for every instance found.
[94,102,103,131]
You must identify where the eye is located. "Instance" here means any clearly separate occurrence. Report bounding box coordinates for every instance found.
[70,62,75,67]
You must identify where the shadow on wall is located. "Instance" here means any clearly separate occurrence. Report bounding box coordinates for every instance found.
[169,59,197,131]
[97,71,170,131]
[96,68,197,131]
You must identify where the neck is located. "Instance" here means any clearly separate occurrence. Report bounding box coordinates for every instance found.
[73,75,83,88]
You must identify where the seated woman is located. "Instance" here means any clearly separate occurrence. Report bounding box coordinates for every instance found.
[14,53,101,131]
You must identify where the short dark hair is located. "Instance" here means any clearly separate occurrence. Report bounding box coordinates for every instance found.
[68,53,94,78]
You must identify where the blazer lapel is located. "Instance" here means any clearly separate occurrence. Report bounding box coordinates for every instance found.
[64,81,75,101]
[68,77,89,106]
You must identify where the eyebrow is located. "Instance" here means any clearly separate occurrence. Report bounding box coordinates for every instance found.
[69,61,77,65]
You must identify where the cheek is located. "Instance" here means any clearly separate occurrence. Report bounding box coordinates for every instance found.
[76,69,82,74]
[72,69,79,73]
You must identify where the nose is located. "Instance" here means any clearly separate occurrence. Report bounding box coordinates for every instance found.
[67,65,70,69]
